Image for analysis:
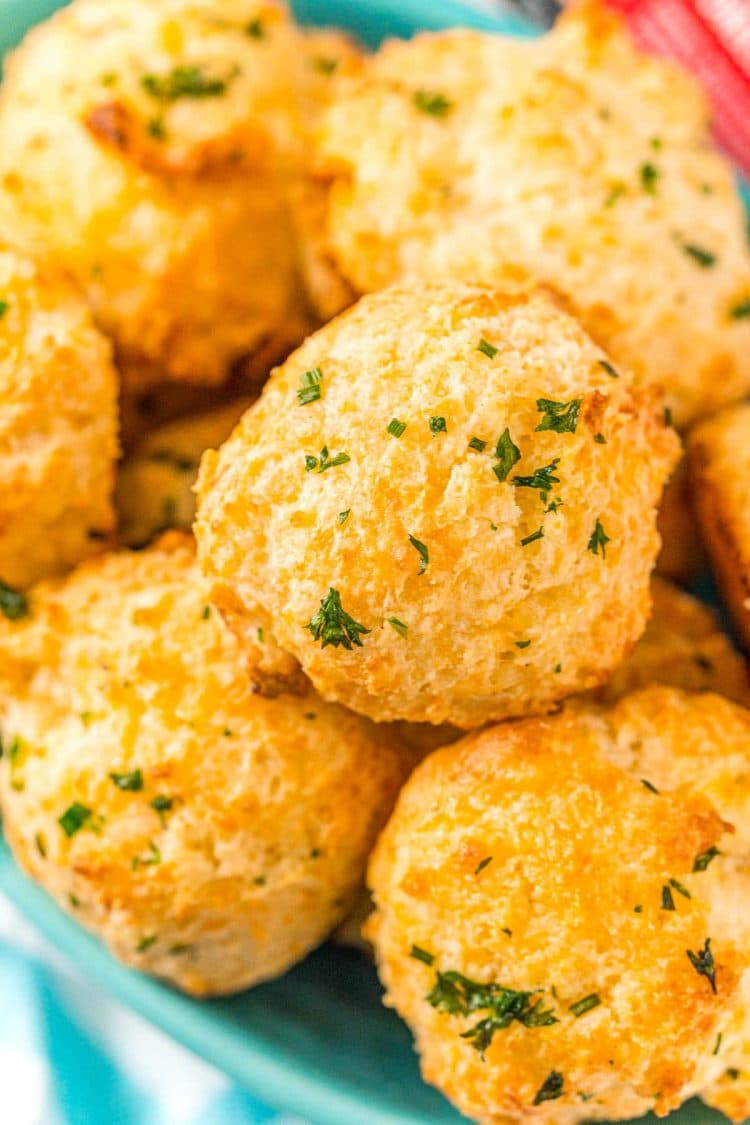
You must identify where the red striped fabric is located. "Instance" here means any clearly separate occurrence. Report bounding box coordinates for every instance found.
[606,0,750,176]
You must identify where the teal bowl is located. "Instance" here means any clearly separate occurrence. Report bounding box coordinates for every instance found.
[0,3,741,1125]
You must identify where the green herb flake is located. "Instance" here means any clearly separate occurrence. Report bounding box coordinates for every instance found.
[730,298,750,320]
[521,527,544,547]
[0,580,29,621]
[535,397,582,434]
[313,56,338,75]
[413,90,453,117]
[141,66,230,102]
[429,416,447,435]
[147,117,166,140]
[307,588,370,650]
[664,406,673,427]
[661,885,676,911]
[136,934,157,953]
[0,300,9,319]
[670,878,691,900]
[554,663,562,674]
[338,509,350,526]
[110,769,144,792]
[475,856,493,875]
[686,938,716,993]
[515,640,531,649]
[477,338,498,359]
[201,605,211,620]
[169,943,192,955]
[727,1068,741,1081]
[594,433,607,444]
[34,832,47,858]
[426,969,558,1057]
[714,1033,723,1056]
[641,778,659,794]
[257,627,264,643]
[410,945,435,966]
[569,994,601,1018]
[304,446,350,473]
[640,162,660,194]
[493,429,521,483]
[605,184,625,208]
[468,437,487,453]
[387,616,408,638]
[588,519,610,559]
[634,904,643,913]
[694,846,721,872]
[297,367,323,405]
[254,876,267,886]
[409,534,429,574]
[682,242,717,268]
[598,359,620,379]
[245,17,265,37]
[69,894,81,909]
[131,841,161,871]
[513,459,560,495]
[387,418,407,438]
[59,803,92,839]
[150,795,174,828]
[534,1071,564,1106]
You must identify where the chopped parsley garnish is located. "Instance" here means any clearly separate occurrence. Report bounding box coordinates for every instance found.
[410,945,435,966]
[426,969,558,1056]
[694,846,721,872]
[474,856,493,875]
[682,242,717,268]
[641,778,659,794]
[605,184,625,208]
[137,934,157,953]
[664,406,673,427]
[670,878,691,899]
[110,769,144,792]
[304,446,350,473]
[201,605,211,620]
[387,616,408,638]
[307,588,369,649]
[59,803,92,838]
[730,298,750,319]
[513,459,560,495]
[651,137,663,151]
[515,640,531,649]
[493,429,521,483]
[141,66,231,101]
[35,832,47,858]
[594,433,607,444]
[661,885,676,911]
[69,894,81,909]
[150,795,173,827]
[598,359,620,379]
[477,338,498,359]
[245,17,265,37]
[147,117,166,139]
[257,627,264,643]
[534,1071,564,1105]
[687,938,717,993]
[0,580,28,621]
[131,841,161,870]
[313,56,338,75]
[521,527,544,547]
[409,535,429,574]
[387,418,407,438]
[554,663,562,674]
[535,397,581,434]
[588,519,610,559]
[546,497,563,513]
[640,162,660,194]
[569,994,601,1018]
[297,367,323,405]
[429,416,447,434]
[634,904,643,913]
[727,1068,741,1080]
[714,1033,723,1055]
[338,509,350,526]
[468,437,487,453]
[0,300,8,319]
[413,90,453,117]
